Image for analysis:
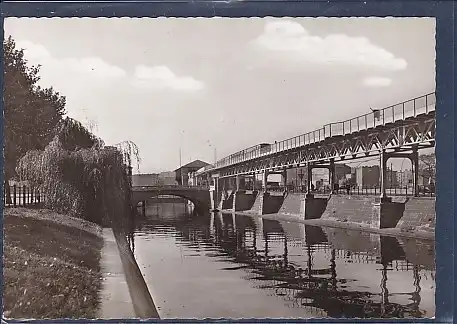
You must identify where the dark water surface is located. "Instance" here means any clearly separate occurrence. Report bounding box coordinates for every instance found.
[132,202,435,319]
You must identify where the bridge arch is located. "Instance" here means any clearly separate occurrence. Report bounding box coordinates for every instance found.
[131,188,211,214]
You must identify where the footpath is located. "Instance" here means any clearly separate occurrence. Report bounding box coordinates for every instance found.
[99,228,135,318]
[99,228,160,319]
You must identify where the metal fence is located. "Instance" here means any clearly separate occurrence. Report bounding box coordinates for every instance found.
[4,185,43,207]
[244,184,435,197]
[321,185,435,197]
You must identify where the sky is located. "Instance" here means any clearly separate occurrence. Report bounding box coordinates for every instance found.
[4,18,436,174]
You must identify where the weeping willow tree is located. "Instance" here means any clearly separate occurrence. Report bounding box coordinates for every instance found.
[17,117,140,229]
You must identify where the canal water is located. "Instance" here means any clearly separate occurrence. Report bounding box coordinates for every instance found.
[131,202,435,319]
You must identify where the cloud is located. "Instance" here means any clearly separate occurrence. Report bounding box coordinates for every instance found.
[253,20,407,71]
[16,40,51,60]
[363,76,392,87]
[131,65,204,92]
[16,40,127,79]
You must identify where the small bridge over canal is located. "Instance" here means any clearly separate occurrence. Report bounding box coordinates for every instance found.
[131,185,211,214]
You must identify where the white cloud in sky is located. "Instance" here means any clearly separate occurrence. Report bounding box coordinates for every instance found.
[17,40,127,79]
[132,65,204,92]
[253,20,408,71]
[363,76,392,87]
[16,40,50,60]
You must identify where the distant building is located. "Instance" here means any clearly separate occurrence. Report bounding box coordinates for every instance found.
[286,167,308,189]
[335,164,352,183]
[175,160,210,185]
[286,163,351,189]
[397,169,429,188]
[131,173,159,187]
[188,164,214,186]
[386,169,398,188]
[158,171,178,186]
[397,170,411,188]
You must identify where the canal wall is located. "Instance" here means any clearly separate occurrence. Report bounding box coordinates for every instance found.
[277,193,305,216]
[305,195,329,220]
[276,193,327,219]
[248,192,264,215]
[396,198,436,233]
[261,192,435,238]
[261,192,285,214]
[321,195,379,226]
[239,191,283,215]
[111,229,160,319]
[319,195,409,230]
[233,190,258,211]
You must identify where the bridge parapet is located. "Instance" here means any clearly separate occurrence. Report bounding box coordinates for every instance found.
[132,185,209,192]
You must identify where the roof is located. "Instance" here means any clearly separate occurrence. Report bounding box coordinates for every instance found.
[174,159,210,171]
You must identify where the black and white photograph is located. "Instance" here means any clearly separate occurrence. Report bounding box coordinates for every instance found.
[3,17,436,319]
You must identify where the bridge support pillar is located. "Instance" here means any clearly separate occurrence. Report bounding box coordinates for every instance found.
[329,159,336,194]
[411,147,419,197]
[235,175,246,191]
[380,150,388,199]
[262,170,269,192]
[307,163,313,196]
[281,169,288,193]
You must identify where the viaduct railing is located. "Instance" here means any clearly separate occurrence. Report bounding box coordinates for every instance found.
[214,92,436,170]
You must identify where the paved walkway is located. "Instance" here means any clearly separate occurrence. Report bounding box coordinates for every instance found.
[99,228,135,318]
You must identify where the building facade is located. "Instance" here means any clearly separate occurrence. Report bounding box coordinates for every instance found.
[286,163,352,190]
[131,173,160,187]
[158,171,178,186]
[175,160,210,185]
[355,166,380,187]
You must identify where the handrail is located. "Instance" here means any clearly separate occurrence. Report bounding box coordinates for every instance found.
[210,92,436,171]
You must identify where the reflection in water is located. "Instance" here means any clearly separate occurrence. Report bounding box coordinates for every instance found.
[131,203,435,319]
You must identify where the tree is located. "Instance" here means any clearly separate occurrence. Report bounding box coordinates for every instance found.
[418,153,436,184]
[3,36,66,201]
[17,119,139,227]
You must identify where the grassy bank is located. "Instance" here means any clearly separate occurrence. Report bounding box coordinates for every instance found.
[3,208,103,319]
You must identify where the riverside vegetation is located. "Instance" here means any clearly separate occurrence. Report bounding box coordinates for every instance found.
[3,36,139,318]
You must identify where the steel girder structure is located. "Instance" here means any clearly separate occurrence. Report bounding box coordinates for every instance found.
[217,111,435,178]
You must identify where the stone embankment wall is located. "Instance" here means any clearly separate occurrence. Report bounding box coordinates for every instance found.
[261,192,284,214]
[233,191,258,211]
[274,193,435,234]
[396,198,436,232]
[220,188,435,237]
